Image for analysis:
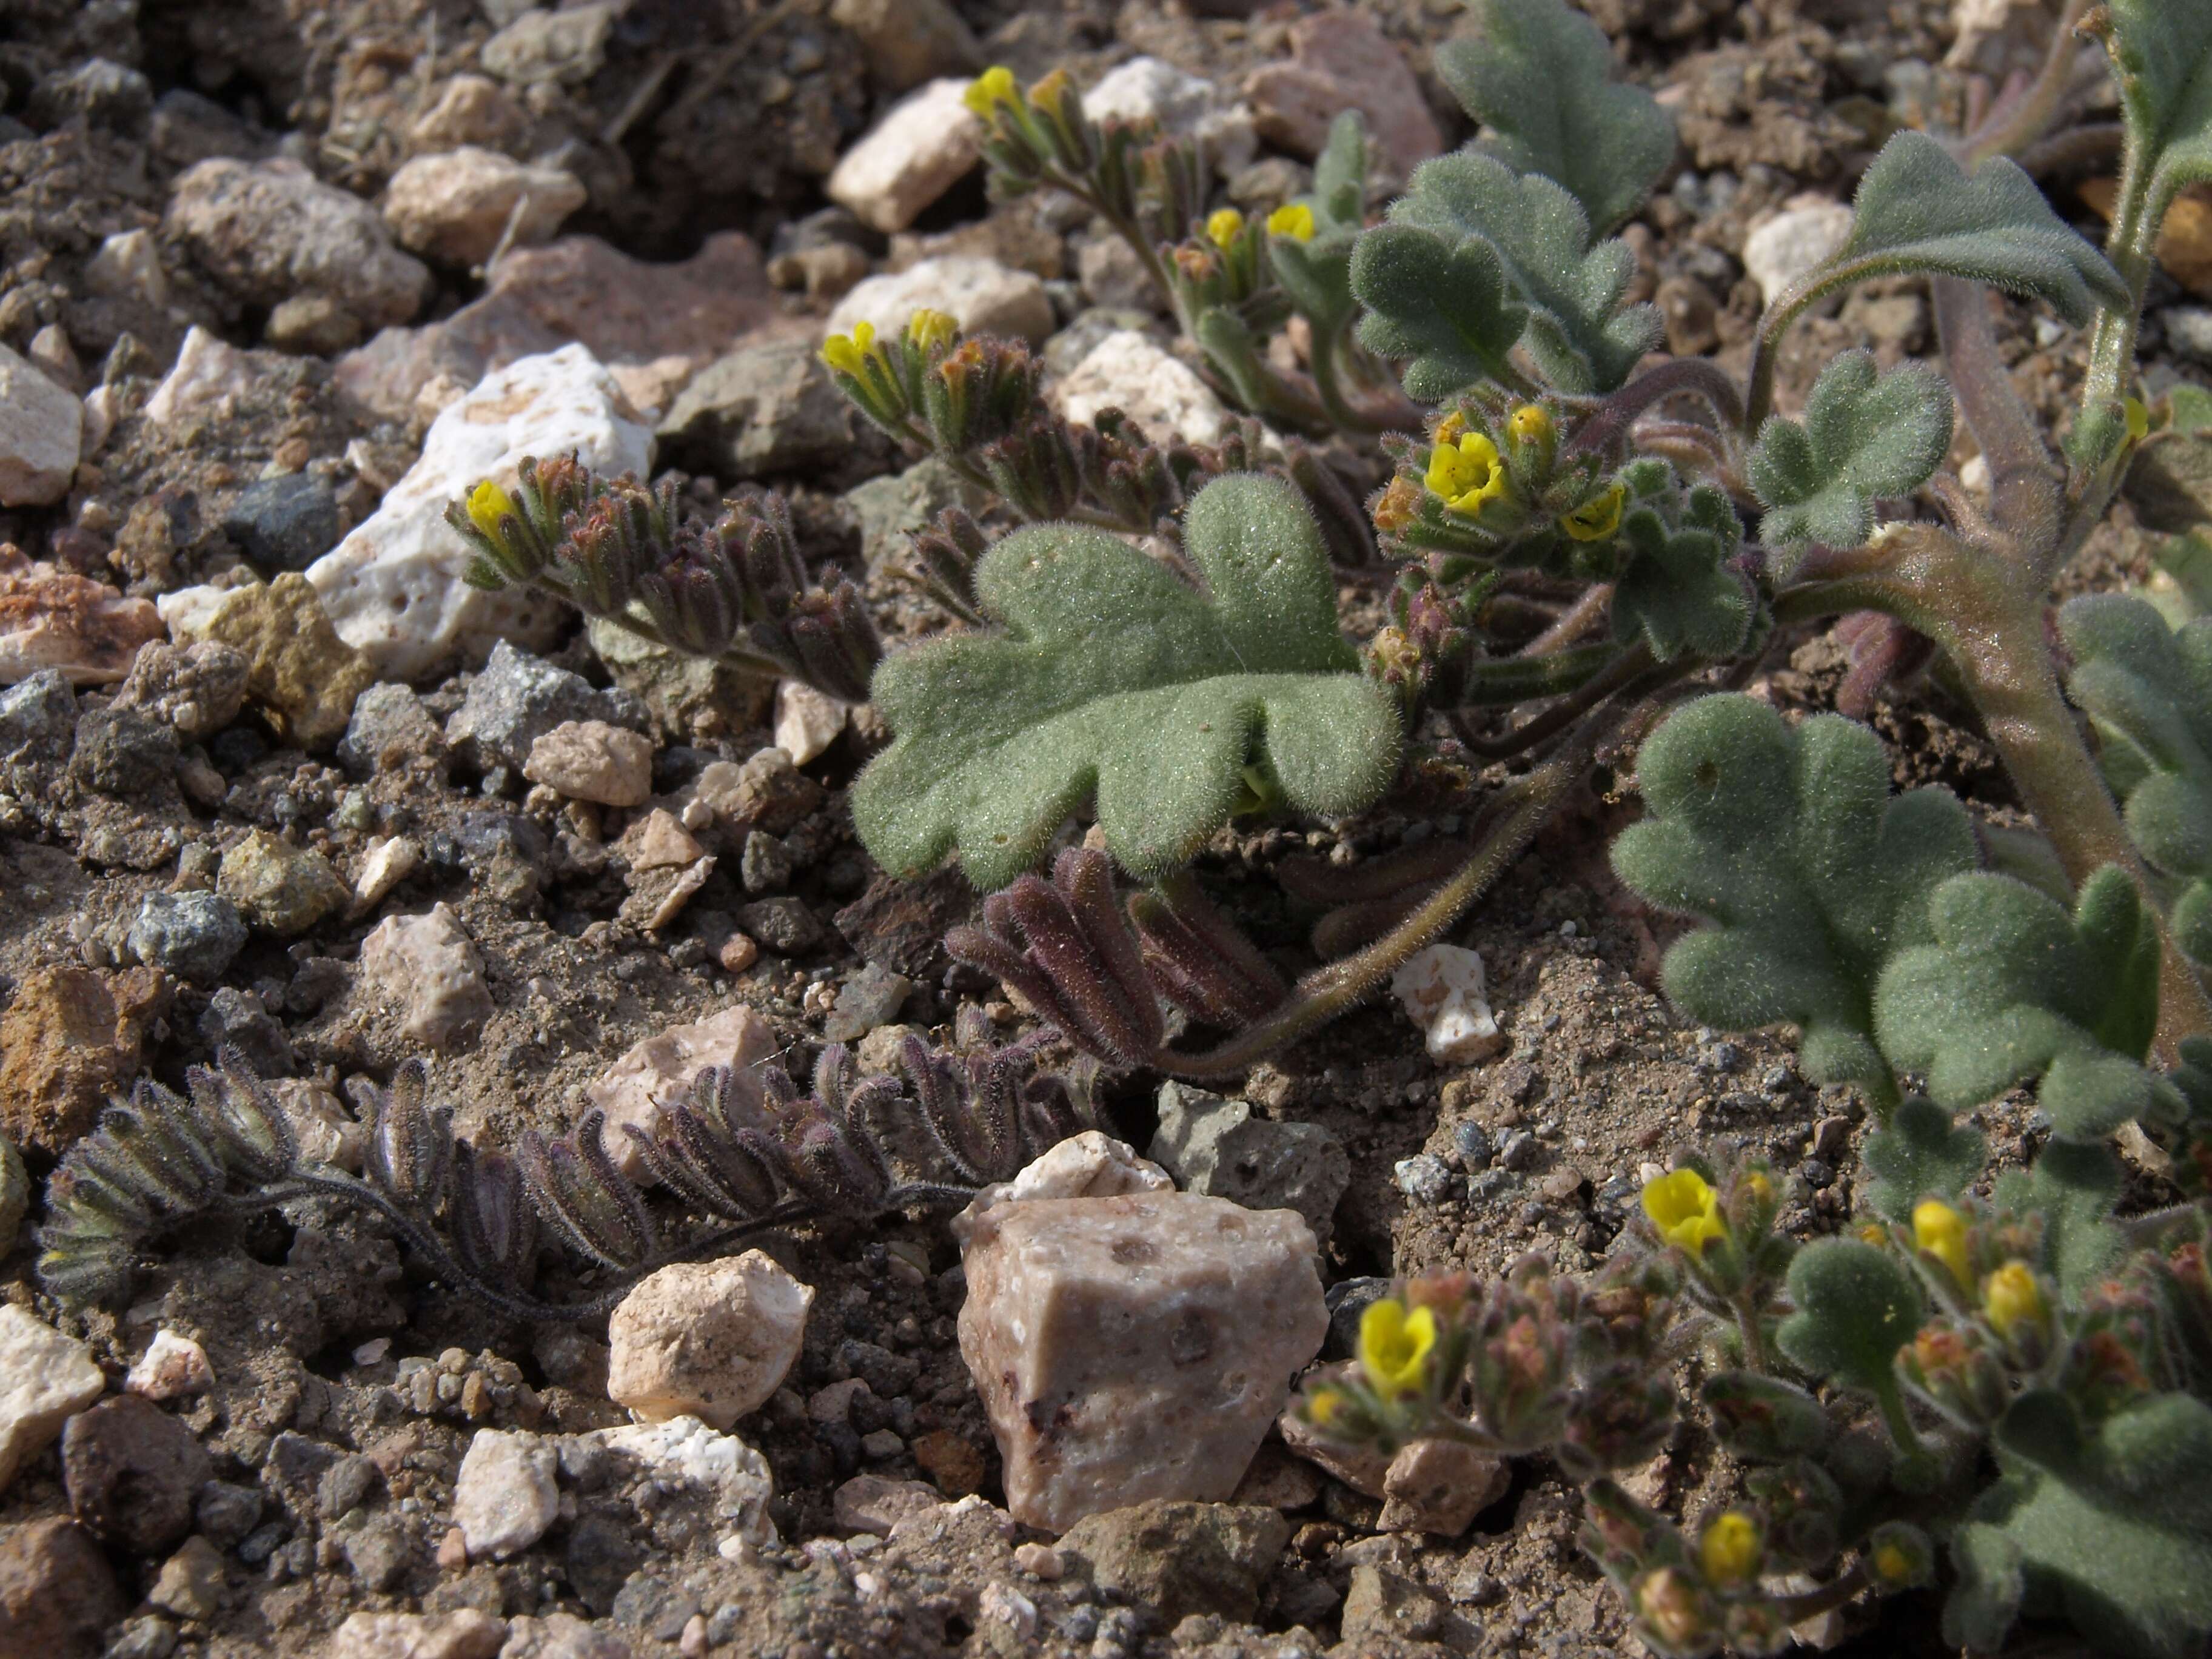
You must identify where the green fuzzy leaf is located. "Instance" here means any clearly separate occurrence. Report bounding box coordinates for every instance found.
[1379,151,1661,393]
[1350,224,1528,402]
[1748,350,1954,566]
[1948,1391,2212,1659]
[2150,532,2212,625]
[1434,0,1676,239]
[2062,593,2212,970]
[2099,0,2212,220]
[1874,867,2170,1139]
[1700,1371,1832,1463]
[1861,1096,1987,1222]
[1775,1238,1925,1394]
[1611,695,1979,1096]
[1311,109,1367,234]
[2013,1138,2124,1301]
[851,474,1401,891]
[1609,474,1759,663]
[1800,131,2128,325]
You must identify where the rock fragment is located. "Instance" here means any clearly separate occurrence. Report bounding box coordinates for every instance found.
[0,1306,106,1493]
[1390,944,1504,1064]
[60,1395,212,1553]
[1085,58,1258,178]
[606,1254,814,1430]
[656,337,882,483]
[384,147,586,266]
[159,572,374,749]
[772,680,848,765]
[830,0,979,91]
[1743,198,1855,307]
[0,966,166,1156]
[523,719,654,806]
[359,903,495,1051]
[125,1330,214,1401]
[0,546,162,687]
[1057,1500,1290,1623]
[127,890,248,985]
[826,256,1054,349]
[582,1416,776,1548]
[956,1167,1329,1530]
[452,1430,560,1560]
[218,829,352,936]
[825,78,982,234]
[1052,330,1230,446]
[327,1609,507,1659]
[446,640,649,770]
[1148,1082,1349,1241]
[0,344,83,506]
[0,1517,126,1659]
[111,639,249,737]
[221,473,344,574]
[581,1004,778,1180]
[1243,10,1443,175]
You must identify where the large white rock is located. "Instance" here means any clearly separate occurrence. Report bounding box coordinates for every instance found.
[826,256,1054,349]
[772,679,846,765]
[606,1253,814,1430]
[1743,198,1855,308]
[0,344,82,506]
[581,1003,779,1180]
[358,902,494,1051]
[304,344,652,680]
[0,1304,106,1493]
[825,77,982,234]
[1052,329,1231,447]
[452,1428,560,1560]
[383,147,586,266]
[1084,58,1257,179]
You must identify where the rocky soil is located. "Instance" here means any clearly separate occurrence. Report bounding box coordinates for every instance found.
[0,0,2195,1657]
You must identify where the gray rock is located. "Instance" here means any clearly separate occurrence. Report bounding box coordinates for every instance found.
[2165,305,2212,367]
[1393,1153,1456,1204]
[223,474,343,574]
[657,337,886,481]
[112,640,249,740]
[822,962,914,1044]
[0,670,77,764]
[28,58,152,134]
[107,1614,179,1659]
[444,640,649,770]
[315,1453,381,1520]
[451,1429,558,1560]
[1322,1276,1392,1359]
[127,891,247,985]
[830,0,979,92]
[737,897,822,955]
[739,829,794,894]
[1453,1120,1494,1170]
[193,1480,263,1549]
[151,89,275,170]
[841,455,987,573]
[59,1395,213,1554]
[198,987,295,1077]
[338,682,446,776]
[1057,1500,1290,1624]
[68,708,178,799]
[481,3,618,85]
[338,1517,411,1591]
[1148,1082,1349,1241]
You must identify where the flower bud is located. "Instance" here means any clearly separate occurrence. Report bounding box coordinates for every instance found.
[1981,1259,2045,1339]
[1913,1199,1972,1289]
[1698,1510,1762,1587]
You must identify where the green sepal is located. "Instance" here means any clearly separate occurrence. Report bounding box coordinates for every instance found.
[1609,474,1758,663]
[1787,131,2127,326]
[1874,866,2171,1140]
[1611,695,1979,1100]
[1861,1096,1987,1222]
[1774,1238,1925,1395]
[1433,0,1677,239]
[1747,350,1954,568]
[851,473,1402,890]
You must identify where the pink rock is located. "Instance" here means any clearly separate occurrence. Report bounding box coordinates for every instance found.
[581,1004,778,1180]
[0,544,161,686]
[1244,10,1443,176]
[606,1253,814,1431]
[383,147,586,266]
[523,719,654,806]
[326,1609,507,1659]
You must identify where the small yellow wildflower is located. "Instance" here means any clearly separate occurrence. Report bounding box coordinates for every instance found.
[963,65,1019,121]
[1873,1541,1912,1584]
[1642,1169,1725,1255]
[1858,1222,1888,1247]
[1506,404,1553,447]
[1267,203,1316,241]
[906,309,957,355]
[1698,1512,1761,1586]
[1562,482,1626,541]
[2125,397,2150,443]
[1305,1386,1347,1426]
[820,320,876,378]
[466,480,520,541]
[1426,431,1510,514]
[1740,1170,1774,1207]
[1914,1199,1972,1288]
[1982,1260,2045,1338]
[1028,68,1071,116]
[1357,1298,1438,1398]
[1206,207,1245,250]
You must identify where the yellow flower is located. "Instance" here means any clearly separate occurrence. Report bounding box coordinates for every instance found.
[1740,1170,1774,1207]
[1358,1298,1438,1398]
[1206,207,1245,251]
[1506,404,1553,447]
[1028,68,1071,117]
[466,480,520,542]
[1641,1169,1725,1255]
[1982,1260,2045,1338]
[1426,432,1510,514]
[1872,1540,1914,1586]
[2125,397,2150,443]
[820,320,876,378]
[1305,1386,1346,1426]
[1267,203,1316,241]
[1698,1511,1761,1586]
[1858,1222,1889,1246]
[905,309,957,355]
[1914,1199,1972,1288]
[1561,482,1626,541]
[963,65,1019,121]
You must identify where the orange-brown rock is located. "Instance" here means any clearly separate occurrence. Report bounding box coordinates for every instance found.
[0,545,162,687]
[0,965,170,1157]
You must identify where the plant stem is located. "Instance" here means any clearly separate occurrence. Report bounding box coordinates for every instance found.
[1931,276,2060,563]
[1959,0,2092,169]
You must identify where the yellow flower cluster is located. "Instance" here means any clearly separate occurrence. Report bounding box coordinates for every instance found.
[1357,1298,1437,1398]
[1698,1511,1761,1586]
[821,320,877,378]
[1982,1259,2044,1337]
[1642,1169,1725,1254]
[466,480,520,542]
[1267,203,1316,241]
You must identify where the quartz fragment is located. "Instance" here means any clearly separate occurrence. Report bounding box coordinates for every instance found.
[359,903,494,1051]
[581,1005,778,1181]
[0,1306,106,1494]
[825,78,981,234]
[522,719,653,807]
[452,1429,559,1560]
[1389,944,1504,1064]
[606,1254,814,1431]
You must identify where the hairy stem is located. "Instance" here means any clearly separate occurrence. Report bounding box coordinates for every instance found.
[1458,642,1658,761]
[1959,0,2091,168]
[1565,358,1747,461]
[1932,276,2062,565]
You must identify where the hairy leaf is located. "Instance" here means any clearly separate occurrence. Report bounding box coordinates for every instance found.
[1861,1096,1987,1222]
[852,473,1401,890]
[1435,0,1676,238]
[1775,1238,1924,1393]
[1748,350,1954,565]
[1947,1391,2212,1659]
[1609,469,1759,662]
[1993,1138,2124,1301]
[1350,224,1527,401]
[1378,151,1661,393]
[2099,0,2212,220]
[1791,132,2127,324]
[1874,867,2174,1139]
[1611,695,1979,1097]
[2062,594,2212,970]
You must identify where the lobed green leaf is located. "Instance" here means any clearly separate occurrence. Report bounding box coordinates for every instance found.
[850,474,1402,891]
[1774,1238,1925,1394]
[1609,469,1759,663]
[1860,1096,1987,1222]
[1349,224,1527,402]
[2099,0,2212,221]
[1748,350,1954,568]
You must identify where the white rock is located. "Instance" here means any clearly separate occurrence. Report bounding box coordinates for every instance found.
[1052,329,1231,447]
[144,326,261,429]
[452,1428,560,1560]
[617,808,705,871]
[0,344,83,506]
[955,1131,1174,1243]
[606,1253,814,1430]
[500,1613,632,1659]
[773,680,847,765]
[0,1304,106,1492]
[125,1329,213,1400]
[585,1415,777,1547]
[328,1609,506,1659]
[359,902,495,1051]
[827,256,1055,349]
[81,384,119,458]
[1084,57,1257,178]
[383,147,586,266]
[352,834,423,916]
[1743,198,1855,309]
[82,227,169,309]
[522,718,653,806]
[1389,943,1504,1065]
[304,345,652,680]
[582,1003,779,1181]
[825,78,982,234]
